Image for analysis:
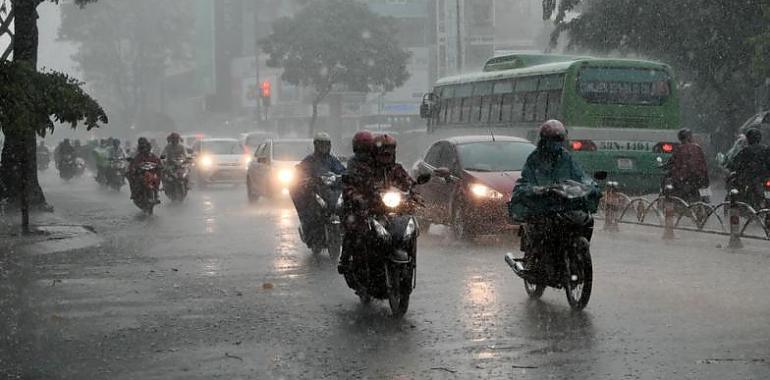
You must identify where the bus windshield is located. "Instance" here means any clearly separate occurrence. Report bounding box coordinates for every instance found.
[577,67,671,106]
[457,141,534,172]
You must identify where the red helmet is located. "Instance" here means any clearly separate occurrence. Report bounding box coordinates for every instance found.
[539,120,567,142]
[352,130,374,154]
[373,134,397,165]
[167,132,181,143]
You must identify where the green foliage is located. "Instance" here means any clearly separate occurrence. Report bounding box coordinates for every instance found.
[0,60,107,136]
[57,0,193,126]
[261,0,410,103]
[542,0,768,134]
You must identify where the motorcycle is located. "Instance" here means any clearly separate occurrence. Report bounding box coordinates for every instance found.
[162,157,191,202]
[299,172,344,260]
[726,172,770,228]
[37,150,51,171]
[130,160,161,215]
[505,176,604,310]
[58,153,78,180]
[342,173,431,317]
[96,158,128,191]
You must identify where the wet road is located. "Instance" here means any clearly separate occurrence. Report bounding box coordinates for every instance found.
[3,171,770,379]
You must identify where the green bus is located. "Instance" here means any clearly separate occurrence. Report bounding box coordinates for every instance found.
[420,54,681,194]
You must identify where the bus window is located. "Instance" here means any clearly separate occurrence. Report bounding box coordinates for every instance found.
[439,100,449,125]
[461,97,473,123]
[469,96,484,123]
[523,92,538,122]
[501,93,515,122]
[535,92,549,121]
[489,95,503,123]
[546,90,563,119]
[480,96,493,123]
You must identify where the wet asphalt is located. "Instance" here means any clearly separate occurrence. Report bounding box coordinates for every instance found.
[2,170,770,379]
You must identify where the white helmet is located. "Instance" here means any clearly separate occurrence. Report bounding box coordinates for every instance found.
[313,132,331,143]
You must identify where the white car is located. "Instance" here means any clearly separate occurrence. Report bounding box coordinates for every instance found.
[246,138,315,201]
[191,138,251,187]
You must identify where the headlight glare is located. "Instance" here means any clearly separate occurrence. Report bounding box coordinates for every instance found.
[382,191,402,208]
[199,155,213,169]
[278,169,295,185]
[470,183,503,199]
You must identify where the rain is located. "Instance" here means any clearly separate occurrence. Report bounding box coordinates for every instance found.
[1,0,770,378]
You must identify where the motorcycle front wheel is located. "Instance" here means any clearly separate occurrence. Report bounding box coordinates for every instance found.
[564,237,593,310]
[326,223,342,262]
[524,279,545,299]
[385,263,412,318]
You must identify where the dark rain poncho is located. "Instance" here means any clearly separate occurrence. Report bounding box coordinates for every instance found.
[508,148,601,221]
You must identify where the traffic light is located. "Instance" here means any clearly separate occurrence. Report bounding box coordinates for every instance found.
[260,80,271,107]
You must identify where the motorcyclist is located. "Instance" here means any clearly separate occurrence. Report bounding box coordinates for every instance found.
[37,141,51,166]
[161,132,189,161]
[339,133,416,269]
[93,139,112,183]
[108,138,125,160]
[509,120,600,274]
[726,128,770,195]
[128,137,162,201]
[661,128,709,203]
[55,139,76,170]
[338,130,375,272]
[291,132,346,249]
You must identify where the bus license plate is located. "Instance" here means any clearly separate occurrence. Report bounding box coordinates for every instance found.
[617,158,634,170]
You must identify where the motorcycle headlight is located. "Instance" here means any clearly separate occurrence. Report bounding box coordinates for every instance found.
[199,155,213,169]
[278,169,294,185]
[314,193,326,208]
[470,183,504,199]
[382,191,402,209]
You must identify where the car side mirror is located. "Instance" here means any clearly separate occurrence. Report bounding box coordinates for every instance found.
[593,171,608,181]
[257,157,269,164]
[433,167,451,179]
[416,173,431,185]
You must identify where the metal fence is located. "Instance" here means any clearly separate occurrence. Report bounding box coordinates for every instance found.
[600,185,770,247]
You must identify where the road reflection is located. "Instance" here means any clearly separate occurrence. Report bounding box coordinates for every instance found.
[272,208,302,277]
[462,273,501,361]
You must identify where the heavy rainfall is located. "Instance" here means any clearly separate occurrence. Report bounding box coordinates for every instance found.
[1,0,769,378]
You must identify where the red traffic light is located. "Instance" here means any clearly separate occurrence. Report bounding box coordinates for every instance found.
[260,80,271,98]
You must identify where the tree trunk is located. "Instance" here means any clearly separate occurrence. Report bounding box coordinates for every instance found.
[0,0,47,209]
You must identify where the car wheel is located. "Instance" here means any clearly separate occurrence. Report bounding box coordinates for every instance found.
[247,176,260,203]
[451,197,475,241]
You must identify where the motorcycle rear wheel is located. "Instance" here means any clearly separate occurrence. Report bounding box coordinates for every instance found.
[564,237,593,310]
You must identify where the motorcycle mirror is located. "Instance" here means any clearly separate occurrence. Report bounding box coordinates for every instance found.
[416,173,431,185]
[593,171,608,181]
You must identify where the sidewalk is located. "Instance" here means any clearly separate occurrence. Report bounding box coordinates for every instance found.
[0,209,102,256]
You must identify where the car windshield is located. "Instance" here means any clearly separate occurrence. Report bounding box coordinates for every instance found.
[273,141,313,161]
[457,141,534,172]
[202,141,242,155]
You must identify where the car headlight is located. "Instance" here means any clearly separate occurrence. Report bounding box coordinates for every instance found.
[470,183,504,199]
[277,169,294,185]
[243,156,253,169]
[199,155,213,169]
[381,191,402,209]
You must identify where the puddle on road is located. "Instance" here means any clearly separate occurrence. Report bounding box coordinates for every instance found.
[199,258,222,277]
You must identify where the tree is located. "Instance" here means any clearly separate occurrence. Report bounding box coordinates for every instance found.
[0,61,107,232]
[0,0,97,209]
[541,0,767,148]
[261,0,410,135]
[57,0,193,130]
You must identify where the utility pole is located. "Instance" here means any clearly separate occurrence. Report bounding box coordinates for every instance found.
[455,0,462,72]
